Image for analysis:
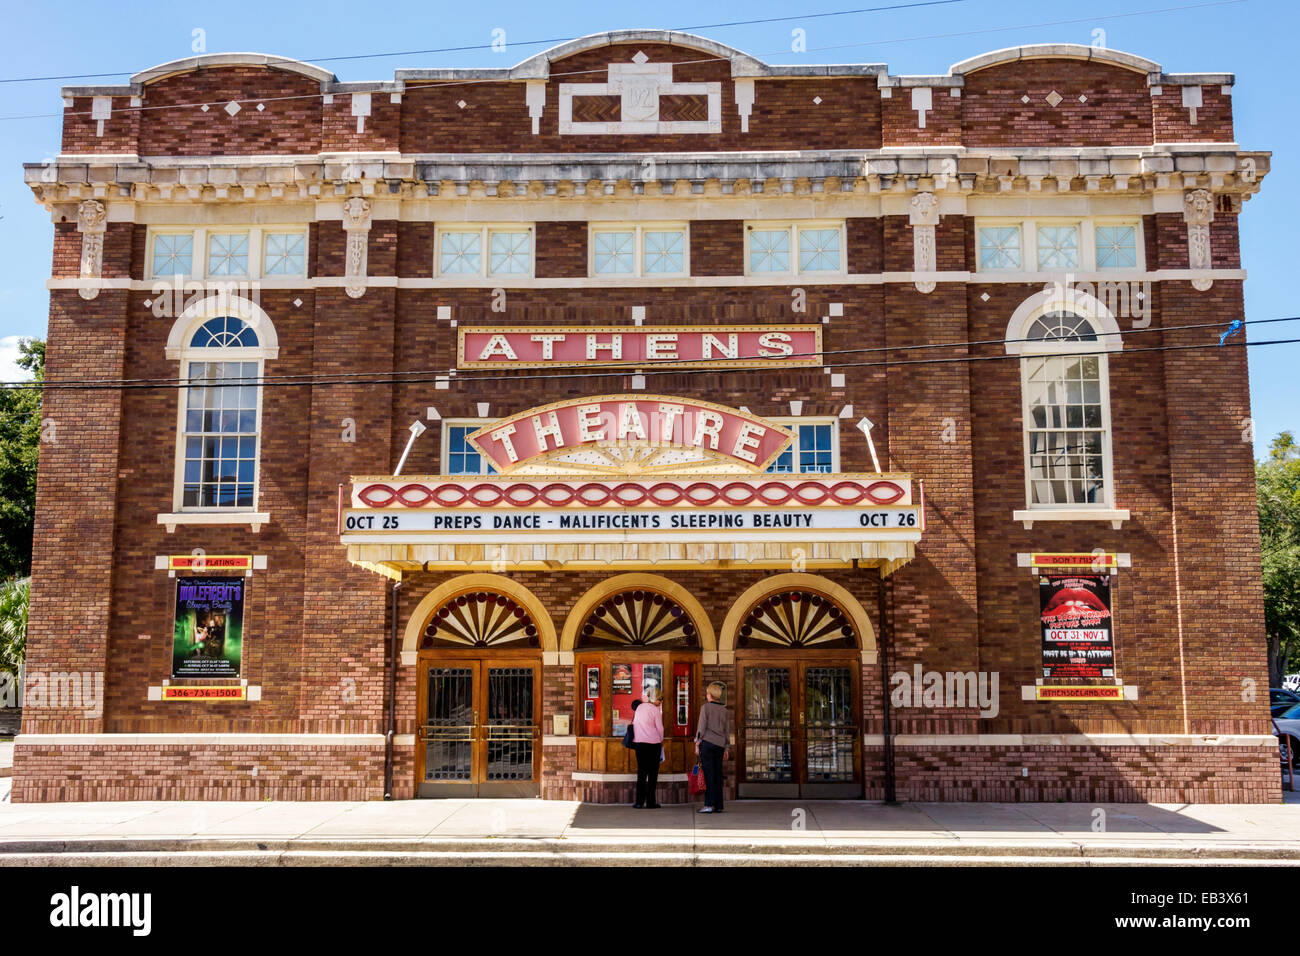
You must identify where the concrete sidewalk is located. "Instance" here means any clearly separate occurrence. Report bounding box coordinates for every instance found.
[0,785,1298,865]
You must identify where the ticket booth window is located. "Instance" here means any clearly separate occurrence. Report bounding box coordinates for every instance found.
[574,588,700,741]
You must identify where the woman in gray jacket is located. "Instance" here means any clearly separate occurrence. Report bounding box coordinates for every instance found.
[693,681,734,813]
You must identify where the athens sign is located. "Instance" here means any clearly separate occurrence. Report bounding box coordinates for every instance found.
[467,395,794,473]
[457,326,821,370]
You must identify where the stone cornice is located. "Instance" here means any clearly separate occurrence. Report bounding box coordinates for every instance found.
[24,147,1270,209]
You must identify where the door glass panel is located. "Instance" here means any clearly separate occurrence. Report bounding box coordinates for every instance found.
[484,667,535,781]
[743,667,793,782]
[804,666,854,782]
[425,667,474,781]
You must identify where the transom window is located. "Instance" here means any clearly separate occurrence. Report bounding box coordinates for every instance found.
[1035,225,1080,270]
[747,223,844,276]
[179,317,263,510]
[152,234,193,276]
[978,226,1022,270]
[765,421,837,474]
[1095,224,1138,269]
[437,226,534,277]
[148,228,307,279]
[977,219,1143,272]
[263,232,307,276]
[589,224,688,277]
[1018,311,1114,508]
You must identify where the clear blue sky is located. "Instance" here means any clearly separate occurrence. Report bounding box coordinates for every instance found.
[0,0,1295,458]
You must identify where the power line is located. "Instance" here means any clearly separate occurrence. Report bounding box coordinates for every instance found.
[0,0,1245,123]
[0,1,968,86]
[2,329,1294,394]
[2,314,1292,391]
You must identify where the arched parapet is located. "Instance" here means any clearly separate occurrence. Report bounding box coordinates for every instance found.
[131,53,337,89]
[949,44,1161,78]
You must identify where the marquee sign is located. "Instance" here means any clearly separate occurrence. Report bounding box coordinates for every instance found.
[457,326,822,370]
[467,395,795,473]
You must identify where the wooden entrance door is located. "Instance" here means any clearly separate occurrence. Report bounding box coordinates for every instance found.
[416,655,542,797]
[737,655,861,798]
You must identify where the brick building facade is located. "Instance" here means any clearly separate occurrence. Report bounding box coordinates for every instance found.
[13,32,1278,803]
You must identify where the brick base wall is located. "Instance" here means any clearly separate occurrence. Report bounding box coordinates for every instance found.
[11,742,387,802]
[872,744,1281,803]
[13,739,1279,803]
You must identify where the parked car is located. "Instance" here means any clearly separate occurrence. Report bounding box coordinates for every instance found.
[1271,688,1300,717]
[1273,702,1300,778]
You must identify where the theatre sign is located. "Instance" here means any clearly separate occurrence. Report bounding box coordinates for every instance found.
[340,395,922,574]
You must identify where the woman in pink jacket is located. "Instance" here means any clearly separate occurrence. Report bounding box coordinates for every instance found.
[632,688,665,808]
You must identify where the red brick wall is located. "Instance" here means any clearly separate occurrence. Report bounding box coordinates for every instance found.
[962,61,1153,148]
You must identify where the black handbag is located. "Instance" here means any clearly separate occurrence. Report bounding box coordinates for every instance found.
[622,722,636,749]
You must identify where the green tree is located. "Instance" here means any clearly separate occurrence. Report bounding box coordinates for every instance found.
[1258,431,1300,686]
[0,576,27,678]
[0,338,43,579]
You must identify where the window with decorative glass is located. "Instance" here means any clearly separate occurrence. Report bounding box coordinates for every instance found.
[437,226,534,277]
[1035,224,1081,270]
[148,227,307,279]
[746,223,844,276]
[978,225,1022,270]
[442,422,496,475]
[590,224,688,277]
[1019,311,1114,508]
[177,316,263,510]
[1094,222,1140,269]
[765,421,837,474]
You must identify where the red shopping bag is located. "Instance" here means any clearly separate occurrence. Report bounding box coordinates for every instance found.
[688,763,707,795]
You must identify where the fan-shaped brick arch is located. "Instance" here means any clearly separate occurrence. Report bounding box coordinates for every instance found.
[560,573,715,654]
[402,574,556,661]
[720,574,876,664]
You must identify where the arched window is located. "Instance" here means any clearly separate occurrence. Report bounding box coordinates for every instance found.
[178,315,264,510]
[1007,294,1119,510]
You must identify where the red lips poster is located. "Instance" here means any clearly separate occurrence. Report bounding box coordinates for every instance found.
[1039,573,1115,680]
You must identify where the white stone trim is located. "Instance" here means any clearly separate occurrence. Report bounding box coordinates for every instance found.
[66,268,1249,297]
[543,735,577,747]
[15,733,384,746]
[394,734,415,746]
[158,512,271,533]
[1013,508,1131,530]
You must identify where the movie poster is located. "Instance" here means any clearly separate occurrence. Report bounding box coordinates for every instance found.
[1039,573,1114,680]
[172,576,245,679]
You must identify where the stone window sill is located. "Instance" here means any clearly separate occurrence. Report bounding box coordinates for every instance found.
[158,512,270,533]
[1012,508,1129,530]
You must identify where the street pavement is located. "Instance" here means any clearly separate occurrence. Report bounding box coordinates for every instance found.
[0,788,1297,865]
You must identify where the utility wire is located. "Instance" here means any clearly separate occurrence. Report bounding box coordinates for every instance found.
[2,314,1293,391]
[2,331,1294,394]
[0,0,1245,122]
[0,0,968,85]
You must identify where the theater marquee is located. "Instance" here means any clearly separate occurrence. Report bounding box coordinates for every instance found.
[457,326,822,370]
[339,395,923,574]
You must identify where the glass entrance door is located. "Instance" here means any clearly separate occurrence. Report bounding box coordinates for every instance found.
[739,658,861,798]
[417,657,541,797]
